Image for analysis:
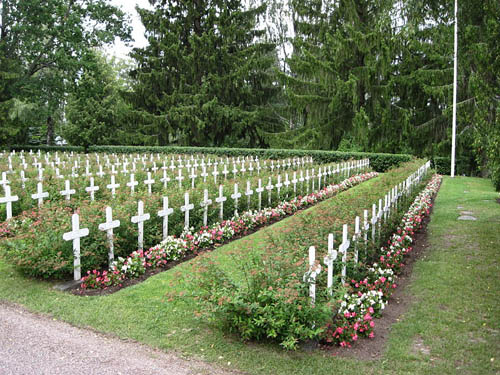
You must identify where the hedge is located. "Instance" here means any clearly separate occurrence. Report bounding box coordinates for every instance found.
[431,156,476,176]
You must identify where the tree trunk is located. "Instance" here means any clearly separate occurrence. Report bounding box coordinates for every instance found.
[46,115,54,145]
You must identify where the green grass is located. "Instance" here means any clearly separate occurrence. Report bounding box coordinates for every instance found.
[0,175,498,374]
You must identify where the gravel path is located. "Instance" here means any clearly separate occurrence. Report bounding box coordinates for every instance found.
[0,302,239,375]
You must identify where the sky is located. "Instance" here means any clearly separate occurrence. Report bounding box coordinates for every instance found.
[106,0,152,60]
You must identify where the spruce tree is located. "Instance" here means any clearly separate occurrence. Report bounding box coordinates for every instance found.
[129,0,281,147]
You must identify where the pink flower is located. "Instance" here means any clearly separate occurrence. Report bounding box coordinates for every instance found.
[370,321,375,328]
[369,332,374,338]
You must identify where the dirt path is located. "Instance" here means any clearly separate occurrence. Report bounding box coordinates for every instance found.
[0,302,239,375]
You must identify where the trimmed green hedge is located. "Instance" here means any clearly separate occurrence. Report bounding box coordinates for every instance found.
[7,145,85,153]
[87,146,412,172]
[431,156,476,176]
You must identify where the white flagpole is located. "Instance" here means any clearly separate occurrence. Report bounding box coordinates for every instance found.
[451,0,458,177]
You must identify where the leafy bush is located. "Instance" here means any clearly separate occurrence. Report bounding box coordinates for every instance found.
[432,156,476,176]
[192,251,331,350]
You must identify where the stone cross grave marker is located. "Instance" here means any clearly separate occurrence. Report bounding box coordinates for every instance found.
[215,185,227,221]
[127,173,139,195]
[0,172,9,189]
[353,216,361,263]
[62,213,89,281]
[266,177,274,206]
[305,169,310,194]
[245,180,253,209]
[323,233,337,295]
[97,165,105,178]
[60,180,76,201]
[107,175,120,198]
[85,177,99,201]
[339,224,350,285]
[98,206,120,266]
[189,168,197,189]
[160,170,170,189]
[304,246,321,305]
[176,169,184,188]
[201,166,208,183]
[231,183,242,216]
[32,182,49,207]
[292,172,298,196]
[256,179,264,210]
[131,200,150,250]
[212,165,219,184]
[180,191,194,229]
[276,175,283,200]
[144,172,155,195]
[371,204,377,242]
[222,164,229,180]
[200,189,212,227]
[363,209,369,243]
[19,170,28,189]
[158,197,174,240]
[0,185,18,220]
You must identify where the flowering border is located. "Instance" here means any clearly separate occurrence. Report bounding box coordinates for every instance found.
[322,174,442,347]
[81,172,379,289]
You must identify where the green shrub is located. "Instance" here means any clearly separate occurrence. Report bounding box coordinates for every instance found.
[192,251,331,350]
[431,156,476,176]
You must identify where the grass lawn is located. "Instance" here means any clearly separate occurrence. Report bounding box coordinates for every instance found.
[0,174,498,374]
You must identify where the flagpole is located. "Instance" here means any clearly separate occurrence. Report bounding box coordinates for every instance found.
[451,0,458,177]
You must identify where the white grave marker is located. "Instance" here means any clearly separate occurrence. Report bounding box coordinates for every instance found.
[180,192,194,229]
[98,206,120,265]
[158,197,174,240]
[0,185,18,220]
[131,200,150,250]
[62,213,89,280]
[215,185,227,221]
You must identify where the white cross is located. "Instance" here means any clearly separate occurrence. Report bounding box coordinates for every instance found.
[248,162,254,176]
[292,172,298,196]
[0,185,18,220]
[19,171,28,189]
[245,180,253,209]
[371,204,377,242]
[363,209,369,243]
[232,164,238,178]
[62,213,89,281]
[323,233,337,295]
[158,196,174,240]
[222,164,229,180]
[98,206,120,266]
[151,162,158,173]
[37,168,44,182]
[200,189,212,227]
[60,180,76,201]
[266,177,274,206]
[96,165,105,178]
[85,177,100,201]
[283,173,290,193]
[31,182,49,207]
[127,173,138,194]
[131,200,150,250]
[231,183,242,216]
[353,216,361,263]
[107,175,120,197]
[339,224,350,285]
[303,246,321,305]
[212,166,219,184]
[160,170,170,189]
[176,169,184,188]
[0,172,9,189]
[144,172,155,195]
[180,191,194,229]
[275,175,283,199]
[200,166,208,183]
[215,185,227,221]
[189,168,197,189]
[256,179,264,210]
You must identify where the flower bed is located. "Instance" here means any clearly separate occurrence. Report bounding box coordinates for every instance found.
[81,172,379,289]
[321,174,442,348]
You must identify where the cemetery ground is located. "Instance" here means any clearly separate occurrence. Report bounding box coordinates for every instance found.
[0,174,498,374]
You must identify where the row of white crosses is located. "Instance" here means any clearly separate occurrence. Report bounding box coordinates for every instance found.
[2,150,315,183]
[304,161,431,305]
[1,158,367,216]
[58,159,376,282]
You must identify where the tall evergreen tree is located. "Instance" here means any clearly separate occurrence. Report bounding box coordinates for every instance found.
[128,0,281,147]
[267,0,395,151]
